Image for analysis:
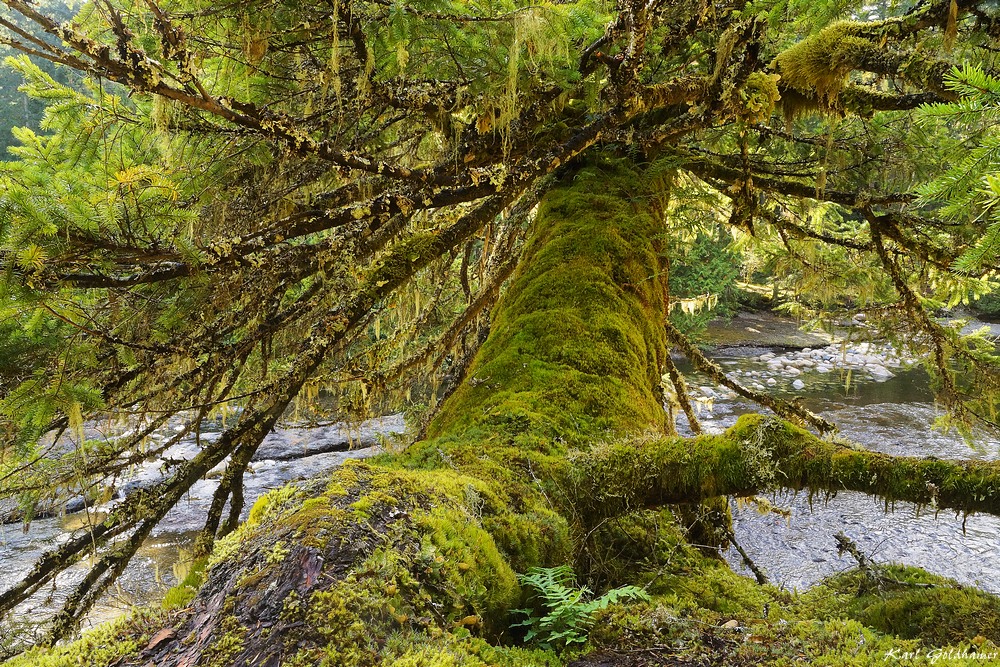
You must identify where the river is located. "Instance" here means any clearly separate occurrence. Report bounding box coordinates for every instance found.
[695,312,1000,593]
[4,313,1000,639]
[0,414,405,636]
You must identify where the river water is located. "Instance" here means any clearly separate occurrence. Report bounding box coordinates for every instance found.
[4,316,1000,638]
[691,312,1000,593]
[0,415,406,634]
[709,367,1000,593]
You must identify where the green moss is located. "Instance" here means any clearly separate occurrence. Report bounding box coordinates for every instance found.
[2,608,164,667]
[727,71,782,122]
[162,557,207,610]
[377,634,561,666]
[87,459,571,666]
[428,160,670,445]
[591,564,1000,666]
[770,18,910,119]
[200,612,246,667]
[804,566,1000,646]
[773,22,870,101]
[415,505,520,626]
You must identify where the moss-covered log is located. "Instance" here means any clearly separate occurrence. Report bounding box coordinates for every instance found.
[566,414,1000,521]
[14,162,1000,667]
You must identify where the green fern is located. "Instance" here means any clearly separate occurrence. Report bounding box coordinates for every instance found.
[511,565,649,650]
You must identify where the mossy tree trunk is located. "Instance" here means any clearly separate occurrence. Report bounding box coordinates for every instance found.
[51,161,1000,667]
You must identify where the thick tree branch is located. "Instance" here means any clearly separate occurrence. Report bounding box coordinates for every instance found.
[566,415,1000,522]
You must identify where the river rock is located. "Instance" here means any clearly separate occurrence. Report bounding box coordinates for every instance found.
[792,379,806,390]
[869,365,893,381]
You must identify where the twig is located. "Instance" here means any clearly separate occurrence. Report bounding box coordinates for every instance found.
[834,531,938,589]
[725,526,768,585]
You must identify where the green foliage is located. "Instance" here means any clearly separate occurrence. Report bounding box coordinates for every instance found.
[970,287,1000,319]
[0,2,79,155]
[512,565,650,650]
[668,228,740,337]
[917,65,1000,275]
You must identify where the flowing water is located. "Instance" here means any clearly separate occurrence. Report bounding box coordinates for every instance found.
[0,415,406,633]
[711,371,1000,593]
[687,313,1000,594]
[5,315,1000,638]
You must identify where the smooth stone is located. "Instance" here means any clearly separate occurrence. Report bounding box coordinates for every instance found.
[870,366,894,380]
[792,379,805,390]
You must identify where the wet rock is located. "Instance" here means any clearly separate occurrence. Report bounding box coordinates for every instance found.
[869,366,894,381]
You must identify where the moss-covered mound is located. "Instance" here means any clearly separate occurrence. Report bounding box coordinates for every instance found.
[805,565,1000,646]
[73,459,571,667]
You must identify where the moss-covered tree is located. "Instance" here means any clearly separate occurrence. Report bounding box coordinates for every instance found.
[7,0,1000,664]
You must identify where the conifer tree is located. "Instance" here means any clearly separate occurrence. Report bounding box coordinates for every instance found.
[5,0,1000,663]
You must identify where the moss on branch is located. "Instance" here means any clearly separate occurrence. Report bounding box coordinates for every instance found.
[565,414,1000,522]
[773,19,956,117]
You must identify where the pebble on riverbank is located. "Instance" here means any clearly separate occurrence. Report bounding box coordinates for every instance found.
[669,341,918,407]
